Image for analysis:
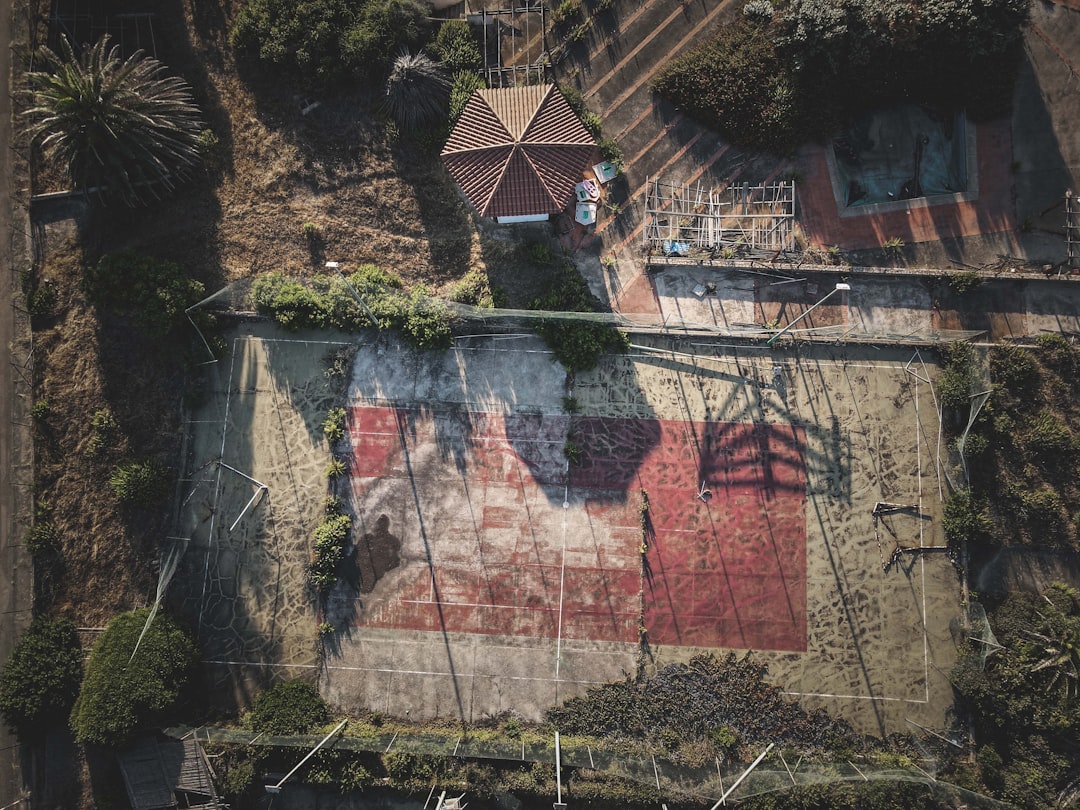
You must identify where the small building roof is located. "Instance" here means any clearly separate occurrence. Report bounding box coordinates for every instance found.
[441,85,596,220]
[118,737,221,810]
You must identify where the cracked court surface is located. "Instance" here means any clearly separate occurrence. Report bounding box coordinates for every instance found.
[172,323,962,734]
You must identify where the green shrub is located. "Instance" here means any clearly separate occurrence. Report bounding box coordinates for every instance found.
[253,269,451,349]
[310,511,352,591]
[85,409,119,459]
[324,407,347,443]
[564,439,582,466]
[948,270,984,293]
[557,85,602,137]
[597,137,623,171]
[1019,486,1066,540]
[252,274,329,331]
[0,617,82,739]
[989,345,1038,395]
[325,458,347,478]
[384,751,435,783]
[340,760,375,791]
[402,287,453,351]
[525,241,553,268]
[448,70,485,126]
[84,253,204,340]
[432,20,482,73]
[959,430,989,461]
[250,679,329,735]
[110,459,168,505]
[26,280,57,319]
[1026,411,1075,466]
[30,399,50,422]
[25,520,58,557]
[653,20,799,153]
[447,268,495,308]
[551,0,583,25]
[942,489,990,550]
[936,343,980,413]
[531,264,628,372]
[219,758,256,797]
[70,608,199,746]
[742,0,774,23]
[1036,332,1077,375]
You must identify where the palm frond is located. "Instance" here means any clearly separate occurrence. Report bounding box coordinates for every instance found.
[26,35,204,206]
[383,49,451,132]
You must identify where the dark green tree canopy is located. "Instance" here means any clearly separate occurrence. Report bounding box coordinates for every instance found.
[952,584,1080,808]
[26,35,204,206]
[653,0,1032,152]
[0,616,82,739]
[230,0,433,86]
[70,608,199,747]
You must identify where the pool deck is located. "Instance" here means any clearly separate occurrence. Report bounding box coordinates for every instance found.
[797,118,1019,251]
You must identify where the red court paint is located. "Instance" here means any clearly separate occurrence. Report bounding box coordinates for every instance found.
[347,406,807,652]
[570,417,807,652]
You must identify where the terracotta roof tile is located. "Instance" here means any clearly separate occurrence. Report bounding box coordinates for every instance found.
[481,85,547,140]
[521,88,593,145]
[442,145,513,216]
[443,93,512,153]
[441,84,596,219]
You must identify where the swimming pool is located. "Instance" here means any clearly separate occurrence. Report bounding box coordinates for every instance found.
[831,105,969,207]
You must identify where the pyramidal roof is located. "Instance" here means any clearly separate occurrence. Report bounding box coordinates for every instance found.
[442,85,596,219]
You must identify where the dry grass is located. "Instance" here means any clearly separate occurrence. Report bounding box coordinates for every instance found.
[27,0,569,628]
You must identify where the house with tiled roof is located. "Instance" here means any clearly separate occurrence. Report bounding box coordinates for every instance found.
[441,84,596,224]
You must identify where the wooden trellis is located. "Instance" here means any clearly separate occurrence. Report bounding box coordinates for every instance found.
[469,0,548,88]
[643,177,797,255]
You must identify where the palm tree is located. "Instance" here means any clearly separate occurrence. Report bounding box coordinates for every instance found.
[26,35,204,206]
[383,49,451,132]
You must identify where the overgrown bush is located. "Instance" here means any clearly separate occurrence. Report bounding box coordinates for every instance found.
[942,489,990,550]
[989,345,1039,398]
[70,608,198,746]
[309,505,352,591]
[447,268,496,308]
[653,0,1030,152]
[547,652,856,753]
[110,459,168,505]
[936,342,980,413]
[0,617,81,739]
[1035,333,1078,381]
[402,286,453,350]
[653,19,798,153]
[84,253,204,339]
[432,20,482,73]
[531,264,628,372]
[557,85,602,137]
[1025,411,1076,468]
[448,70,485,126]
[252,269,454,350]
[231,0,432,86]
[950,584,1080,808]
[250,679,329,735]
[324,407,347,443]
